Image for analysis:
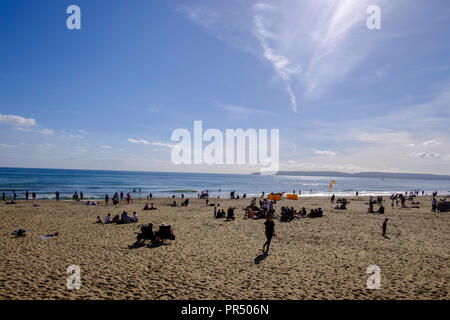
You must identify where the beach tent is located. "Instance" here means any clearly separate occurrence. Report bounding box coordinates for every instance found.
[268,194,281,201]
[286,194,298,200]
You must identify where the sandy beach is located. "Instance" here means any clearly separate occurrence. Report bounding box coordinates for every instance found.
[0,196,448,300]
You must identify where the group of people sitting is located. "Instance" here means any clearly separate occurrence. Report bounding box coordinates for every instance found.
[243,198,274,220]
[143,203,157,210]
[368,203,385,214]
[334,198,348,210]
[280,207,323,221]
[135,222,176,245]
[214,206,236,221]
[169,198,190,207]
[96,211,139,224]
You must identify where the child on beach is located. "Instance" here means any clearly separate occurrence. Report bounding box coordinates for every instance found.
[262,214,276,254]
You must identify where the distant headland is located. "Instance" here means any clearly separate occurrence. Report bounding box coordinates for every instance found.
[252,171,450,180]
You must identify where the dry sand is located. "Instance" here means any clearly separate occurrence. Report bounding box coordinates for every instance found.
[0,196,448,300]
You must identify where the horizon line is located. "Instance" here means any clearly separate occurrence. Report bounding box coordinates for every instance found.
[1,166,449,178]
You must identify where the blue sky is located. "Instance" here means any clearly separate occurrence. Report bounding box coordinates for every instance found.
[0,0,449,174]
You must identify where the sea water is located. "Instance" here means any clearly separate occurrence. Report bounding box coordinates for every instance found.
[0,167,449,200]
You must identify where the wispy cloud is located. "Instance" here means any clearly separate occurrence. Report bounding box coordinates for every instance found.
[408,152,442,158]
[128,138,149,145]
[176,5,219,27]
[253,14,299,111]
[178,1,392,111]
[220,104,276,118]
[151,142,176,148]
[314,150,337,156]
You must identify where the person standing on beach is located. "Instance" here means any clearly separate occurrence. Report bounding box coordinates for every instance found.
[13,190,16,201]
[25,190,29,201]
[262,214,276,254]
[381,218,388,237]
[2,192,5,201]
[431,197,437,212]
[105,194,109,205]
[55,191,60,201]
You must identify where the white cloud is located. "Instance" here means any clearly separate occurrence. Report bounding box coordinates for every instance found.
[407,152,442,158]
[178,1,394,110]
[151,142,176,148]
[61,133,83,139]
[0,114,36,127]
[253,14,299,112]
[128,138,149,145]
[13,127,33,132]
[220,104,276,118]
[176,5,219,27]
[253,3,276,12]
[422,140,441,146]
[314,150,337,156]
[100,145,112,149]
[38,129,54,135]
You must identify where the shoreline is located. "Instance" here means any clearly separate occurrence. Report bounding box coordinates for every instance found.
[2,192,449,202]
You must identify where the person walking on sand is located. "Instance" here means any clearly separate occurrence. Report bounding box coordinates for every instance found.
[431,197,437,212]
[381,218,388,237]
[262,214,276,254]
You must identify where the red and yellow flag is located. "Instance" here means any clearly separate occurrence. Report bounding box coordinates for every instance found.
[329,180,336,190]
